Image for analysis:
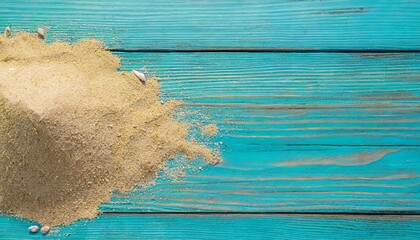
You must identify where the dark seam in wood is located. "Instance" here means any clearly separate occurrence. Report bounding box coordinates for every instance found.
[109,49,420,53]
[284,144,420,147]
[101,211,420,216]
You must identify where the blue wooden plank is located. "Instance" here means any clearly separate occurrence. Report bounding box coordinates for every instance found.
[103,147,420,212]
[1,214,419,239]
[90,52,420,213]
[119,52,420,146]
[0,0,419,50]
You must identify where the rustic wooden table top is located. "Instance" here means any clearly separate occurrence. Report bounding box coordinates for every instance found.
[0,0,419,239]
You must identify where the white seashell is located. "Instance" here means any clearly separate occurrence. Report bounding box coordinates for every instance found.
[28,225,39,233]
[132,70,146,84]
[37,27,49,39]
[4,27,11,37]
[40,225,51,235]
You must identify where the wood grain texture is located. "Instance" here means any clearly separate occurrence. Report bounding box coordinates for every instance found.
[119,52,420,146]
[1,0,419,237]
[1,214,419,239]
[89,52,420,213]
[0,0,419,50]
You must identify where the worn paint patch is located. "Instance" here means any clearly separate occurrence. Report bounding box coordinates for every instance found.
[358,91,418,101]
[276,150,399,167]
[313,8,369,15]
[350,53,416,60]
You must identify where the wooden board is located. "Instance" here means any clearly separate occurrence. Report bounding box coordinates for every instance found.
[0,0,419,50]
[1,214,419,239]
[86,52,420,213]
[1,0,420,237]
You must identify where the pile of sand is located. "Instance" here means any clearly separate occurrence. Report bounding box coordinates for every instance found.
[0,32,220,226]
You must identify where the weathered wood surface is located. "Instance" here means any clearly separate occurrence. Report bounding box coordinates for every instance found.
[1,0,420,238]
[89,52,420,213]
[1,0,419,50]
[1,214,419,239]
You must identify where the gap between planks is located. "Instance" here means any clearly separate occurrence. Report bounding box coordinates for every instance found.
[110,48,420,53]
[101,212,420,216]
[284,144,420,147]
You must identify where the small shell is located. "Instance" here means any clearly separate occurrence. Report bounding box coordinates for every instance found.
[40,225,51,235]
[4,27,11,37]
[28,225,39,233]
[132,70,146,84]
[37,27,49,39]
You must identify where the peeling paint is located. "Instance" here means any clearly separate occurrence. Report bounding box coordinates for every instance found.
[276,150,399,167]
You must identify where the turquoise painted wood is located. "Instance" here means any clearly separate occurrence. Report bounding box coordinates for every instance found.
[1,0,420,238]
[1,215,419,239]
[0,0,419,50]
[89,52,420,213]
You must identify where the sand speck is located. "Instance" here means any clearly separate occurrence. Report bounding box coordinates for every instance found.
[200,124,218,136]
